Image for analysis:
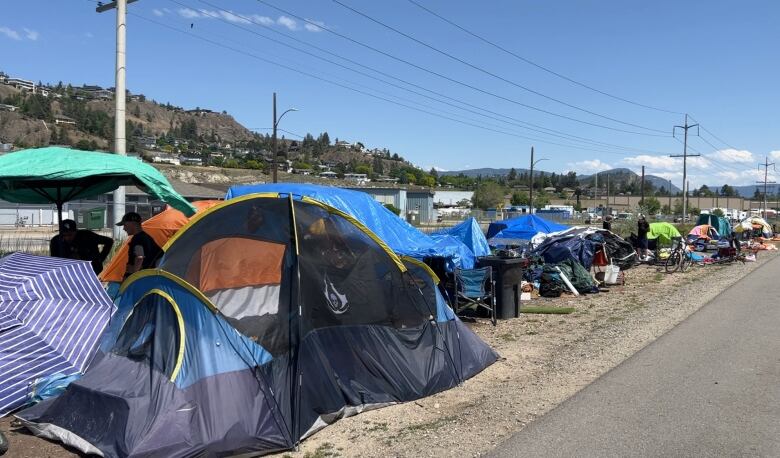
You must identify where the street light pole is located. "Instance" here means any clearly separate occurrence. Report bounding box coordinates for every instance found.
[528,146,548,214]
[271,92,298,184]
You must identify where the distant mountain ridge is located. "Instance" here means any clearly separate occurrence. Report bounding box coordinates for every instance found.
[441,167,681,193]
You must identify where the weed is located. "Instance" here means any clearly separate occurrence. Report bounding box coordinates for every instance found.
[498,333,516,342]
[304,442,338,458]
[398,415,458,436]
[365,421,388,433]
[607,316,624,322]
[526,330,538,335]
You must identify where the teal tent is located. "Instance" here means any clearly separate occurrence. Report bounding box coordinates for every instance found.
[0,147,195,220]
[696,213,731,239]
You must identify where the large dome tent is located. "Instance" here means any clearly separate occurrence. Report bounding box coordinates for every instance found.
[18,192,497,457]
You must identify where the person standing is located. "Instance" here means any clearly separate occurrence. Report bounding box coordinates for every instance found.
[116,212,162,279]
[50,219,114,274]
[602,215,613,232]
[636,214,650,260]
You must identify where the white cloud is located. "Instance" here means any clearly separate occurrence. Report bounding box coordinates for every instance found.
[152,8,165,17]
[84,32,94,39]
[708,148,753,163]
[177,8,202,19]
[567,159,612,174]
[769,150,780,161]
[0,26,21,41]
[23,28,39,41]
[219,10,251,24]
[304,20,326,32]
[623,155,679,171]
[251,14,275,26]
[277,16,298,30]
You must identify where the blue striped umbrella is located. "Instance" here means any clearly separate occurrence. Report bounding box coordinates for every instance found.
[0,253,115,416]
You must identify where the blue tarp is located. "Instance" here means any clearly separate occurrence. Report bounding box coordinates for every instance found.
[432,217,490,257]
[226,183,476,268]
[487,214,568,241]
[429,234,477,269]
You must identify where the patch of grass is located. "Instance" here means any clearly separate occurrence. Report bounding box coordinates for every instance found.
[607,316,625,322]
[653,272,664,283]
[399,415,458,435]
[304,442,338,458]
[498,333,517,342]
[526,330,538,335]
[521,306,575,314]
[365,421,388,433]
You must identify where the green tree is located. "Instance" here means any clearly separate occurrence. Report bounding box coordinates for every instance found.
[720,184,738,197]
[639,196,661,215]
[472,182,505,210]
[372,156,384,175]
[673,200,684,215]
[712,208,725,217]
[689,206,701,216]
[661,204,671,215]
[510,191,528,206]
[507,167,517,182]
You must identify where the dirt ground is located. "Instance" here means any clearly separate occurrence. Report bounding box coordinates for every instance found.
[1,250,776,458]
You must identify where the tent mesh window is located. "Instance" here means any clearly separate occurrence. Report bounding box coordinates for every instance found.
[113,293,180,379]
[160,197,293,356]
[294,201,430,333]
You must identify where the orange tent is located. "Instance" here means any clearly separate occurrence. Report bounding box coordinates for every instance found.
[100,200,221,282]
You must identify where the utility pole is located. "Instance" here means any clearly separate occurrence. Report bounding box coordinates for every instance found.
[606,173,610,209]
[640,165,645,207]
[671,114,700,219]
[686,180,690,216]
[97,0,137,238]
[757,156,776,219]
[668,179,672,214]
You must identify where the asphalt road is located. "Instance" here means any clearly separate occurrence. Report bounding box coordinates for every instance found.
[492,255,780,458]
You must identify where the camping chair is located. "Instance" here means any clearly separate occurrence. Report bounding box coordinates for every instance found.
[451,267,496,326]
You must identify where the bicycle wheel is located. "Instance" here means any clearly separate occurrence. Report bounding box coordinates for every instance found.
[680,251,692,272]
[665,251,681,273]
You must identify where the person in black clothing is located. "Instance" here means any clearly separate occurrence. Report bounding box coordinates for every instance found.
[636,214,650,260]
[602,215,613,232]
[50,219,114,274]
[117,212,162,279]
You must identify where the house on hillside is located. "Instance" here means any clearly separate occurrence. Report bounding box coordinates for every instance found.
[374,176,399,183]
[6,77,35,92]
[0,104,18,112]
[344,173,369,185]
[293,168,312,176]
[151,153,180,165]
[319,171,337,179]
[180,156,203,166]
[54,114,76,126]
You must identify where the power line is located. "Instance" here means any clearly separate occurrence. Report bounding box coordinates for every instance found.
[404,0,682,116]
[127,12,662,154]
[254,0,670,137]
[687,114,740,151]
[176,0,672,155]
[330,0,671,133]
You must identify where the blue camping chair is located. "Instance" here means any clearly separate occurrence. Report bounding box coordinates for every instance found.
[451,267,496,326]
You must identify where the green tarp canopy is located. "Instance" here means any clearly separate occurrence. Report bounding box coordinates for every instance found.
[696,213,731,238]
[0,147,195,218]
[647,222,681,244]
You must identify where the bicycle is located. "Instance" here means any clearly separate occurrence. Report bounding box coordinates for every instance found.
[665,237,692,273]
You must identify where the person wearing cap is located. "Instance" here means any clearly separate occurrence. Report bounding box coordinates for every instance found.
[117,212,162,279]
[50,219,114,274]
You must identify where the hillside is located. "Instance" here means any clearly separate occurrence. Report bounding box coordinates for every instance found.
[441,167,550,178]
[578,168,681,193]
[0,83,254,150]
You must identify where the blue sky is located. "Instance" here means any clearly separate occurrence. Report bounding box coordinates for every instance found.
[2,0,779,188]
